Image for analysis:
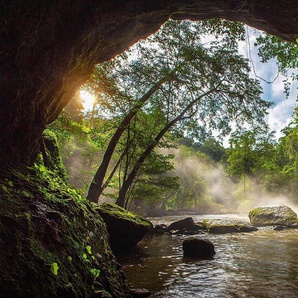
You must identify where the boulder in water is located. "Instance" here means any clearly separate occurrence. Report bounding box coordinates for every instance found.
[201,219,258,234]
[183,238,215,258]
[96,203,153,254]
[167,217,198,232]
[248,206,298,227]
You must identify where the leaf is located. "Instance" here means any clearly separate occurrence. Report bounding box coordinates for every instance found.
[51,262,59,276]
[67,256,72,262]
[91,268,100,279]
[83,253,88,259]
[8,181,13,187]
[86,245,92,255]
[2,185,8,191]
[40,165,47,173]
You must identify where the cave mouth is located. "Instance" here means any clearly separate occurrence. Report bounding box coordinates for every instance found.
[1,1,298,168]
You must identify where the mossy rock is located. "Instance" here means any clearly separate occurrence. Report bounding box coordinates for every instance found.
[248,206,298,227]
[41,129,68,181]
[201,219,258,234]
[96,203,153,254]
[0,167,131,297]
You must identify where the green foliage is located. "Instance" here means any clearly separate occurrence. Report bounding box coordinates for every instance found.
[255,34,298,97]
[196,137,226,162]
[86,19,270,207]
[50,262,59,276]
[48,114,108,195]
[86,245,92,255]
[90,268,101,279]
[226,128,276,180]
[256,34,298,73]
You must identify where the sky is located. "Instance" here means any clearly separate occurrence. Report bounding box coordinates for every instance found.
[239,26,297,139]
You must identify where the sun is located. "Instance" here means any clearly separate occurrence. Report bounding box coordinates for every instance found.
[80,90,95,111]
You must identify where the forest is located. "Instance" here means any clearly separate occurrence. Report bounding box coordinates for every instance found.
[49,20,298,216]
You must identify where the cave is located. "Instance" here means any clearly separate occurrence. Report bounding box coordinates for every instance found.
[1,0,298,168]
[1,1,298,297]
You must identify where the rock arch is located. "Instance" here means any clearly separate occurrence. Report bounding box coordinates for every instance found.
[1,0,298,167]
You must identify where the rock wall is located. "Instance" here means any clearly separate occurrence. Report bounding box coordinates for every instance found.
[1,0,298,167]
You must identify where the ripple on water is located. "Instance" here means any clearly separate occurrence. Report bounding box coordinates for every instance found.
[118,216,298,298]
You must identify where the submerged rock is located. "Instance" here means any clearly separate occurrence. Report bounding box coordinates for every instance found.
[153,224,168,234]
[201,219,258,234]
[183,238,215,258]
[96,203,153,254]
[248,206,298,227]
[129,287,151,297]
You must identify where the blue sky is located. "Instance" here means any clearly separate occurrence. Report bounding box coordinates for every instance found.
[239,26,297,139]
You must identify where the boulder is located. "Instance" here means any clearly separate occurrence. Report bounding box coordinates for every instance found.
[96,203,153,254]
[167,217,198,231]
[183,238,215,258]
[201,219,258,234]
[249,206,298,227]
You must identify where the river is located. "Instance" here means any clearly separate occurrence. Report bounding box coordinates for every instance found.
[118,214,298,298]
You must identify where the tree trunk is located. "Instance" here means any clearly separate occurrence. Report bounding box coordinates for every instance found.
[86,74,173,203]
[116,88,217,207]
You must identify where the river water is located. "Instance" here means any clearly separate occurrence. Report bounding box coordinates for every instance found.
[118,214,298,298]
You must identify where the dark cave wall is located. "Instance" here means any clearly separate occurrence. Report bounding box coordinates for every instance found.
[1,0,298,167]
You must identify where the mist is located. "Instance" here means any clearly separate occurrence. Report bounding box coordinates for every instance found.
[160,146,298,215]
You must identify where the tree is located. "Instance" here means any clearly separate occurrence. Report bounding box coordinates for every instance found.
[114,23,269,207]
[226,127,276,191]
[262,109,298,200]
[255,34,298,97]
[196,137,225,162]
[86,20,270,205]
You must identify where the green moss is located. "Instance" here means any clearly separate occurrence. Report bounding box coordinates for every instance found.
[97,203,152,228]
[201,219,255,233]
[40,129,68,181]
[0,166,131,297]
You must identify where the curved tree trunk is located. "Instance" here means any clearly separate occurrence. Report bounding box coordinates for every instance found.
[116,88,217,207]
[86,74,173,203]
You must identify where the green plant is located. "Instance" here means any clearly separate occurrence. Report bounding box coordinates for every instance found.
[91,268,101,279]
[86,245,92,255]
[50,262,59,276]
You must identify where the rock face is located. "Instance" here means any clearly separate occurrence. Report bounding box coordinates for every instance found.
[2,1,298,168]
[249,206,298,227]
[201,219,258,234]
[96,203,153,254]
[183,238,215,258]
[0,167,131,297]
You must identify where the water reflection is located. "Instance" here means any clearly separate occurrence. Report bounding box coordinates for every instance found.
[118,215,298,297]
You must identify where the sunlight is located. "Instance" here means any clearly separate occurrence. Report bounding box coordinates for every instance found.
[80,90,95,111]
